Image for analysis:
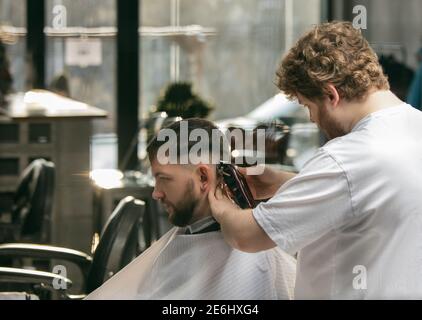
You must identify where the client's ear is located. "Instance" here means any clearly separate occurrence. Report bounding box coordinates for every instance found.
[197,165,214,193]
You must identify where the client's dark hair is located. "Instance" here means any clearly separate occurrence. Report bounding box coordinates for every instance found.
[147,118,229,164]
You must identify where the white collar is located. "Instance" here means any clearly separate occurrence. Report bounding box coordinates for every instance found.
[185,216,217,234]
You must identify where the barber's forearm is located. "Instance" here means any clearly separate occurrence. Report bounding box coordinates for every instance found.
[277,170,296,187]
[267,170,296,198]
[216,208,276,253]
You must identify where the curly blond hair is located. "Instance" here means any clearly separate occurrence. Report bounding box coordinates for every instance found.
[276,21,389,101]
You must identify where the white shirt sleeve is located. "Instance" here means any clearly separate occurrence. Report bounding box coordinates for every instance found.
[253,149,355,255]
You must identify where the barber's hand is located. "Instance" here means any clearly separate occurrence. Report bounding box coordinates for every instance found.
[208,181,240,222]
[237,165,296,200]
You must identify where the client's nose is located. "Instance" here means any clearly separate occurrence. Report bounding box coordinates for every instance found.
[152,188,164,200]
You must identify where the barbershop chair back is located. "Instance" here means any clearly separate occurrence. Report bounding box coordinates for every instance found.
[14,159,55,242]
[0,159,55,243]
[86,196,145,293]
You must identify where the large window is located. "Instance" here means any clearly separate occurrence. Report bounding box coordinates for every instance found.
[139,0,321,121]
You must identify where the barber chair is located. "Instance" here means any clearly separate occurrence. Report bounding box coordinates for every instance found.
[0,196,146,299]
[0,159,55,244]
[0,267,72,300]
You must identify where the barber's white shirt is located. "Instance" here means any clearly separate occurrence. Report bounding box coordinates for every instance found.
[86,221,296,300]
[253,103,422,299]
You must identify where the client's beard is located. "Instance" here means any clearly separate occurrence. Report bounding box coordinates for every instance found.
[167,180,198,227]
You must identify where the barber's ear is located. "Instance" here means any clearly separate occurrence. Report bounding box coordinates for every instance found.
[326,84,340,108]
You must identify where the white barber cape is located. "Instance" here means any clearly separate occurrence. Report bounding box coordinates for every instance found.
[86,225,296,300]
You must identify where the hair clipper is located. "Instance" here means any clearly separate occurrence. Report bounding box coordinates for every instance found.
[217,161,255,209]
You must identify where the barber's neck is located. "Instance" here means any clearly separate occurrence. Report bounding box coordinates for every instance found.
[341,90,403,133]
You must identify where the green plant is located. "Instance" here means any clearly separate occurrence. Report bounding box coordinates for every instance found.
[156,82,213,118]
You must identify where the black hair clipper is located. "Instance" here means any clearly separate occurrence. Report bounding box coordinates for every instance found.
[217,161,255,209]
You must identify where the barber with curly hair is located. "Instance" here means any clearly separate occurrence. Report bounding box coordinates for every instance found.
[208,21,422,299]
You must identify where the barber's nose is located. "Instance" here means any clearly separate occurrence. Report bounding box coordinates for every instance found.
[152,188,164,200]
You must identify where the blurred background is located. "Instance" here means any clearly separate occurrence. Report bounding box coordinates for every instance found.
[0,0,421,299]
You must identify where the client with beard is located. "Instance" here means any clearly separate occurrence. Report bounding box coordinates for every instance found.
[86,118,296,300]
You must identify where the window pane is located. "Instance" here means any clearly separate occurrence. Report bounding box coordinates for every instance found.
[179,0,287,119]
[0,0,25,27]
[0,0,26,92]
[46,0,116,28]
[141,0,172,27]
[140,0,172,118]
[45,0,116,135]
